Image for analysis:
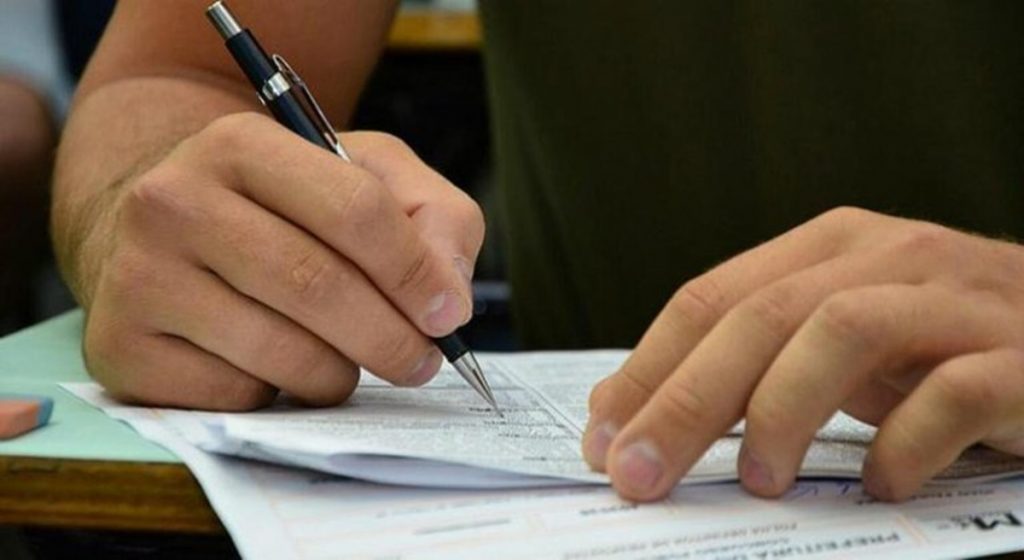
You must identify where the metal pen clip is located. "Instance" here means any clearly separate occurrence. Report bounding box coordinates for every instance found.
[270,54,352,162]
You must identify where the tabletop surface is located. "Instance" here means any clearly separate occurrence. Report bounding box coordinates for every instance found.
[0,311,219,532]
[0,311,174,463]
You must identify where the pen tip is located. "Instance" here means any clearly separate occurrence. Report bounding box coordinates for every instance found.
[452,351,502,415]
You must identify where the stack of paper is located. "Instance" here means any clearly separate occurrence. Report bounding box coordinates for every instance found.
[67,350,1024,489]
[66,350,1024,559]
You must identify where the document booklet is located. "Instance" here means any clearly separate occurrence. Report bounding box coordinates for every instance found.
[64,350,1024,489]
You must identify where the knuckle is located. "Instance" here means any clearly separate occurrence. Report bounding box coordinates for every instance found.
[195,111,267,152]
[891,223,958,263]
[331,169,386,237]
[618,367,660,398]
[393,244,433,294]
[122,171,189,224]
[668,276,730,334]
[744,394,791,440]
[817,206,872,228]
[359,131,413,155]
[453,192,485,235]
[655,380,711,430]
[443,191,486,255]
[589,368,661,423]
[930,363,1000,414]
[736,284,802,339]
[812,292,879,349]
[877,417,930,474]
[808,206,875,245]
[287,248,344,307]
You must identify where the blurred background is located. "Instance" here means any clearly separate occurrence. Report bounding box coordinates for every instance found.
[0,0,515,349]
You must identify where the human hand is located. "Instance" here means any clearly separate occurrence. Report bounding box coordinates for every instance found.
[80,113,483,410]
[582,207,1024,502]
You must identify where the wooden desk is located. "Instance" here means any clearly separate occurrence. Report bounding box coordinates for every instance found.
[0,312,219,536]
[0,456,219,534]
[387,10,481,51]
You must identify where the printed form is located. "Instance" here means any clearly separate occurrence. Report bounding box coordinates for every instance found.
[90,350,1024,487]
[65,350,1024,559]
[70,386,1024,560]
[75,350,1024,487]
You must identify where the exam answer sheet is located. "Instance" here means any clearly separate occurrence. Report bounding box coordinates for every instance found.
[66,350,1024,559]
[66,350,1024,488]
[71,383,1024,560]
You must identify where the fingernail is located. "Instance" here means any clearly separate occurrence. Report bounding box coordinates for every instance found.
[739,445,775,494]
[425,291,467,334]
[615,439,664,495]
[406,349,441,386]
[583,421,618,470]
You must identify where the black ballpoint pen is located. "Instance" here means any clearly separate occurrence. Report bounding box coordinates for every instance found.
[205,1,500,414]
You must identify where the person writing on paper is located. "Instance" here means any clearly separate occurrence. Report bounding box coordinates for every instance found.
[53,1,1024,503]
[54,4,484,409]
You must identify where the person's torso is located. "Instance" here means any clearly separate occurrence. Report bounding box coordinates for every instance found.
[479,1,1024,348]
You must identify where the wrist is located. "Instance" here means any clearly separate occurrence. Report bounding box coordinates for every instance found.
[51,170,134,310]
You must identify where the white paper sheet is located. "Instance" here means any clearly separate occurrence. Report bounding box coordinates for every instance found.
[63,350,1024,488]
[69,391,1024,560]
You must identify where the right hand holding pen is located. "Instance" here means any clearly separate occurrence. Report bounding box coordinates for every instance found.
[80,113,484,410]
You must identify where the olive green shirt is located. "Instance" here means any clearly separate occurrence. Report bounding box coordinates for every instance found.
[478,1,1024,349]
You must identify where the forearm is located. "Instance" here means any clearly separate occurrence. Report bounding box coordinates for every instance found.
[51,0,395,310]
[48,2,479,412]
[52,74,255,307]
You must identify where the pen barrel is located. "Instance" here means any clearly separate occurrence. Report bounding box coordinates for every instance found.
[206,1,489,403]
[221,31,333,152]
[432,334,469,361]
[224,30,277,91]
[267,94,334,151]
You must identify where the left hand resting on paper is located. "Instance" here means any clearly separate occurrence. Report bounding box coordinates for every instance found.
[582,206,1024,502]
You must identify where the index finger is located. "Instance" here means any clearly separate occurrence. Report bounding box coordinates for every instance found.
[584,208,876,465]
[183,114,474,338]
[346,131,486,292]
